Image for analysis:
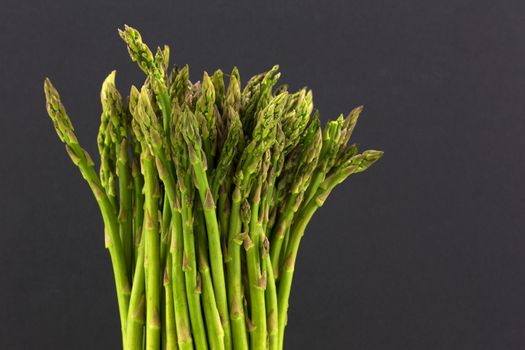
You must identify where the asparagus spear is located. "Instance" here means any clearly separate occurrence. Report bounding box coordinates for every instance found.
[257,150,279,350]
[141,151,161,350]
[134,85,164,350]
[245,163,267,350]
[171,196,195,350]
[276,150,384,349]
[99,71,134,277]
[44,79,131,347]
[126,223,146,350]
[257,126,285,350]
[118,25,171,124]
[172,107,208,350]
[164,251,178,350]
[226,184,250,350]
[130,139,145,271]
[195,204,225,350]
[181,108,232,350]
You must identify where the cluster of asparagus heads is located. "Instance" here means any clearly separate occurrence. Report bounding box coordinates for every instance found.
[44,25,382,350]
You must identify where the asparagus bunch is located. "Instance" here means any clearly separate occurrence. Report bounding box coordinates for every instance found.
[44,25,383,350]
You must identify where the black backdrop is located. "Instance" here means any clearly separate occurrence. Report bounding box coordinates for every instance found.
[1,1,525,349]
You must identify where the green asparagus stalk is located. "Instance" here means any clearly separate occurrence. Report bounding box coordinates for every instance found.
[181,108,232,350]
[226,185,250,350]
[222,70,250,349]
[195,204,225,350]
[171,199,195,350]
[142,152,162,350]
[276,150,383,349]
[164,252,178,350]
[44,79,131,348]
[131,149,145,271]
[100,71,134,277]
[173,108,208,350]
[260,138,284,350]
[118,25,171,122]
[263,248,278,350]
[161,198,172,276]
[126,222,146,350]
[245,178,267,350]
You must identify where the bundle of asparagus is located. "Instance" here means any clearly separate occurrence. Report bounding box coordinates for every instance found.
[44,25,382,350]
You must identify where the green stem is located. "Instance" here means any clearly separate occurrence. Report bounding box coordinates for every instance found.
[302,170,324,206]
[71,145,130,346]
[279,226,291,274]
[217,187,230,257]
[164,253,178,350]
[131,158,144,274]
[156,156,196,350]
[155,157,178,213]
[269,193,298,278]
[225,186,249,350]
[180,192,208,350]
[171,207,194,350]
[189,156,231,350]
[264,252,278,350]
[276,193,324,350]
[117,139,133,279]
[195,205,225,350]
[143,155,161,350]
[261,166,279,350]
[126,223,146,350]
[161,197,172,274]
[246,185,266,350]
[161,196,172,350]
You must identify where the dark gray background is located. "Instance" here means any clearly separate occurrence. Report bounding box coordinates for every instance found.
[1,0,524,349]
